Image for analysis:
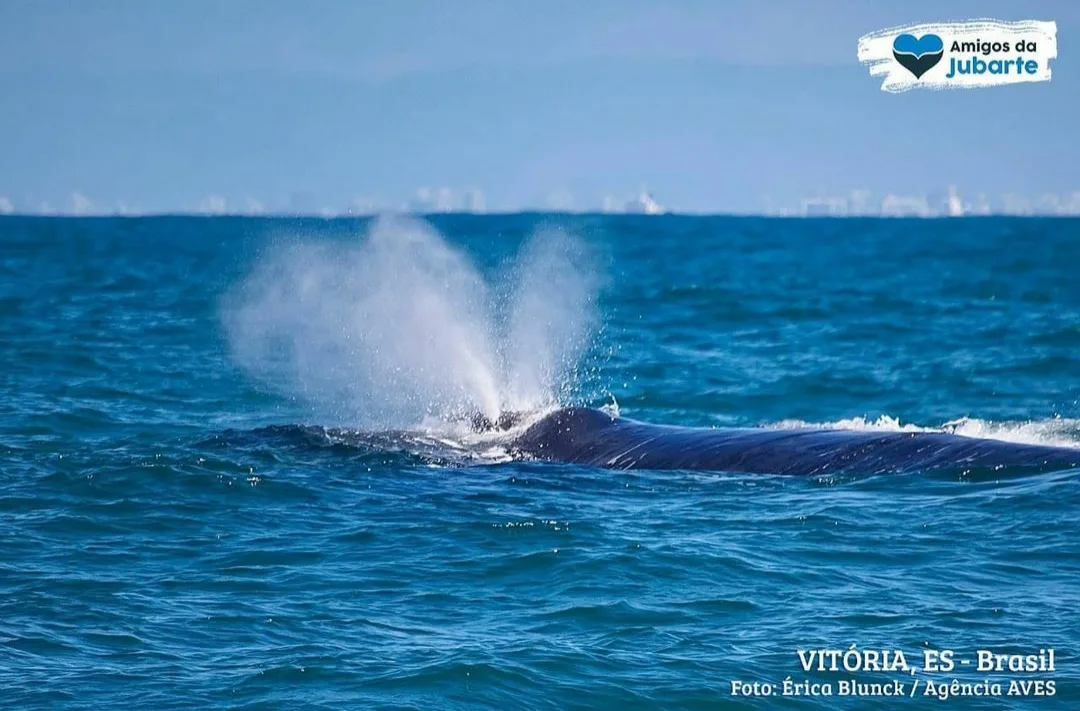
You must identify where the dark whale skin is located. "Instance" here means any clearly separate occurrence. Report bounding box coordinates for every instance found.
[511,408,1080,475]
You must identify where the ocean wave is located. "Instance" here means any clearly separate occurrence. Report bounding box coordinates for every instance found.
[768,415,1080,449]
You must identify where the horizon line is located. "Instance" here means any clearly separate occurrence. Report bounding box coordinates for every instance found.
[2,211,1079,220]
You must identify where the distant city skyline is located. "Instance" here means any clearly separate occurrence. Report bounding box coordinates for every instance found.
[767,186,1080,217]
[3,185,1080,217]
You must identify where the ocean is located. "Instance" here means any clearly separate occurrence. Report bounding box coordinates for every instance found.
[1,213,1077,709]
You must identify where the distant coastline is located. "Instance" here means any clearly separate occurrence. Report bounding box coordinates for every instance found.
[2,210,1079,220]
[4,184,1078,219]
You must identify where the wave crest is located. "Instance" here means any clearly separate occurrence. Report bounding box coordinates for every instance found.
[770,415,1080,449]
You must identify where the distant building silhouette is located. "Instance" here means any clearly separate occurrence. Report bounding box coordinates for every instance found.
[623,191,664,214]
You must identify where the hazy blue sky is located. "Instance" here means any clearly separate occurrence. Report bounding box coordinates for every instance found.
[0,0,1076,213]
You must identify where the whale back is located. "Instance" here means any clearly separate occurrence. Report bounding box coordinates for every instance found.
[512,408,1080,475]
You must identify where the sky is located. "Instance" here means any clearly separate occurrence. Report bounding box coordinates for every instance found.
[0,0,1077,214]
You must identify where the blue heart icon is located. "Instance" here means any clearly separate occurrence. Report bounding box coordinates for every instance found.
[892,33,945,79]
[892,33,944,58]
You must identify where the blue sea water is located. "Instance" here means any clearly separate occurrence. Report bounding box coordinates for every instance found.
[1,214,1078,709]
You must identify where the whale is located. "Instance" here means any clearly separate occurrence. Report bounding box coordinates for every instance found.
[507,408,1080,475]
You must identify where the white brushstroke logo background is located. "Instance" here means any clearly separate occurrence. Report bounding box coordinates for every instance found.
[858,19,1057,93]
